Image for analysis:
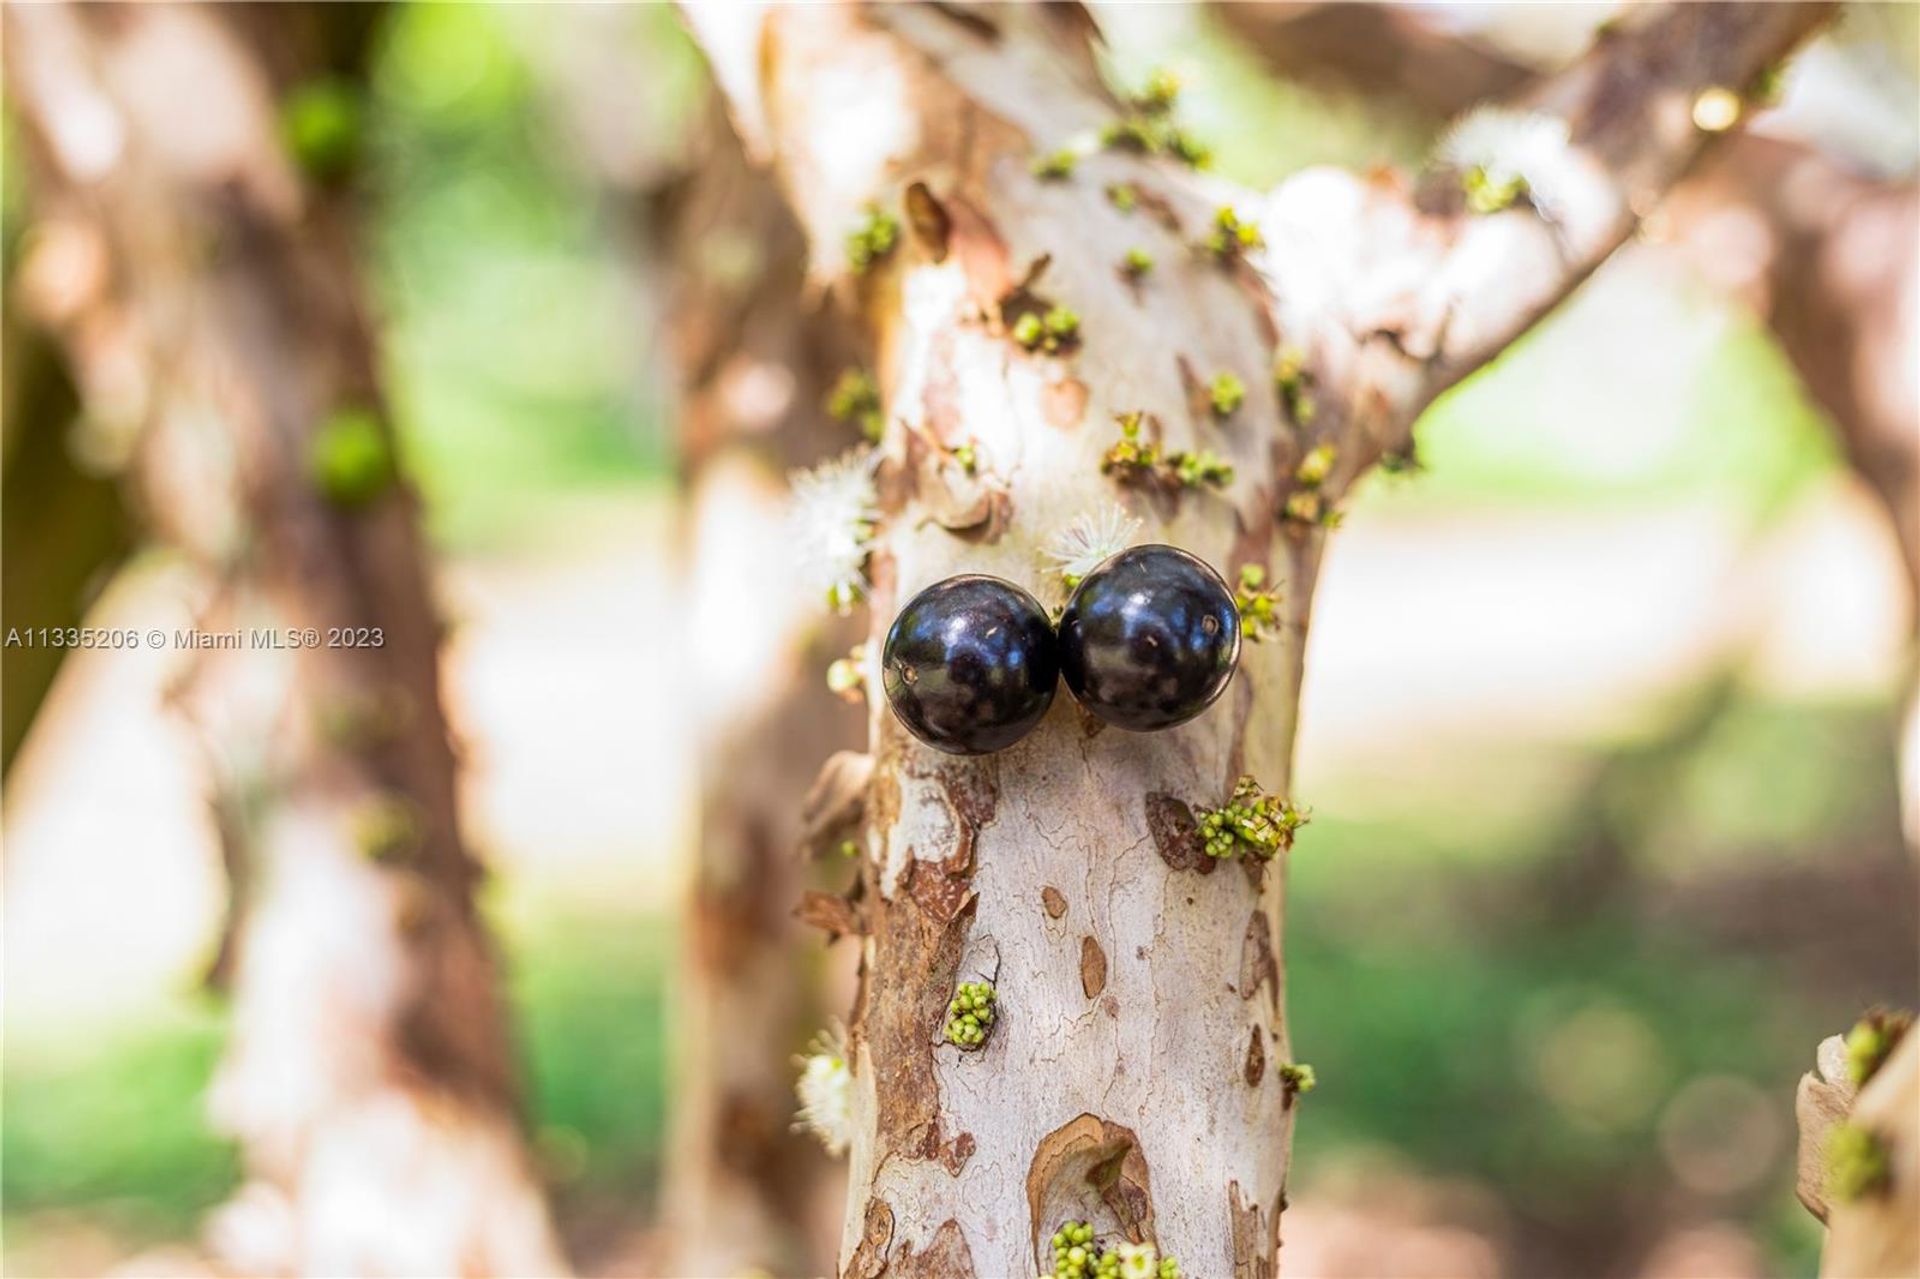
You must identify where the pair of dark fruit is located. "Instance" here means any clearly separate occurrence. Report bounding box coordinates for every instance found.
[882,544,1241,755]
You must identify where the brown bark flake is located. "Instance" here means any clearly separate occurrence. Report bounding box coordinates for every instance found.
[795,888,865,939]
[1228,1180,1276,1279]
[1026,1115,1158,1269]
[1144,793,1214,874]
[865,758,982,1174]
[1041,886,1068,918]
[1042,376,1088,430]
[1244,1026,1266,1086]
[890,1218,977,1279]
[848,1197,897,1279]
[1239,909,1279,1013]
[1079,935,1108,999]
[905,181,953,262]
[801,749,874,859]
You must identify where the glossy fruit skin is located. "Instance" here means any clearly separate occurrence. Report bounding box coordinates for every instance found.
[883,575,1059,755]
[1059,544,1240,731]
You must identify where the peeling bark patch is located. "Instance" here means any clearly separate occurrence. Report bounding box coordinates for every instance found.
[1228,1180,1275,1279]
[941,1130,976,1176]
[944,194,1014,314]
[1244,1026,1266,1086]
[1079,935,1107,999]
[802,749,873,859]
[1239,910,1279,1014]
[866,758,983,1173]
[848,1197,896,1279]
[905,181,952,262]
[890,1218,977,1278]
[906,848,977,927]
[1026,1115,1158,1268]
[1145,793,1214,874]
[795,888,865,939]
[1042,885,1068,918]
[1042,376,1088,430]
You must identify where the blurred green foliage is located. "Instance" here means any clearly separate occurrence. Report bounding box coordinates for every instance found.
[367,4,678,550]
[2,907,673,1255]
[3,1009,236,1241]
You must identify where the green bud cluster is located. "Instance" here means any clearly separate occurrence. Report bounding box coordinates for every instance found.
[1032,149,1079,180]
[1827,1123,1890,1202]
[1208,372,1245,418]
[1121,247,1155,279]
[1130,69,1182,117]
[1204,206,1262,260]
[282,78,363,183]
[826,642,867,699]
[952,442,978,474]
[1283,490,1342,528]
[354,795,420,866]
[1106,184,1139,214]
[1045,1222,1180,1279]
[1273,349,1317,426]
[308,408,395,508]
[1235,565,1281,643]
[1101,413,1233,492]
[826,581,866,614]
[1095,70,1208,171]
[1013,306,1081,354]
[1278,1061,1317,1098]
[847,205,900,273]
[826,368,885,442]
[1844,1009,1913,1087]
[1282,442,1342,528]
[945,981,996,1048]
[1295,443,1336,488]
[1172,450,1232,488]
[1196,775,1308,861]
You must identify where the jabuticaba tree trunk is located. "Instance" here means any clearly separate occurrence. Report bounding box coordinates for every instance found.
[3,6,565,1274]
[682,4,1827,1274]
[654,101,866,1275]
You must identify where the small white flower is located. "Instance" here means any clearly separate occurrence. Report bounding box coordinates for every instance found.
[1044,502,1141,584]
[790,447,879,614]
[794,1027,855,1157]
[1438,107,1576,221]
[1117,1242,1160,1279]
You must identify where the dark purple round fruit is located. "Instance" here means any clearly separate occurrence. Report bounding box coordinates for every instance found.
[1058,544,1239,731]
[882,575,1058,755]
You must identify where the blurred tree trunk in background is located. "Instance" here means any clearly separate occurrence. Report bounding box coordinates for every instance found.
[651,103,868,1276]
[3,6,564,1275]
[525,32,867,1269]
[1,300,129,778]
[683,4,1825,1273]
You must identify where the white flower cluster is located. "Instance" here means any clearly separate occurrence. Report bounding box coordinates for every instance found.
[1438,107,1578,221]
[794,1028,855,1157]
[790,447,879,614]
[1043,502,1142,585]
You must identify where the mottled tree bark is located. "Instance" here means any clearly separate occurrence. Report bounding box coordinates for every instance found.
[683,4,1826,1274]
[3,6,564,1274]
[524,28,869,1263]
[655,105,867,1275]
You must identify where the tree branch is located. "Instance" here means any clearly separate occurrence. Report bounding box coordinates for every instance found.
[1261,2,1831,484]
